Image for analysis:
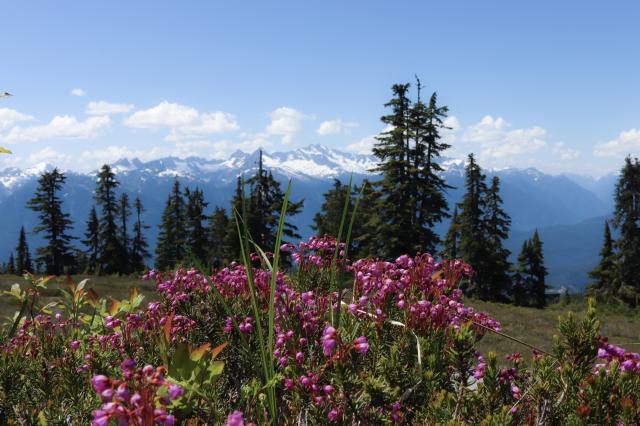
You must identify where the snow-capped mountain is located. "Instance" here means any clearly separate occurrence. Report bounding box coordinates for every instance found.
[0,144,617,289]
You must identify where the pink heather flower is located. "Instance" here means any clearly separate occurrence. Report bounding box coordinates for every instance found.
[328,409,339,422]
[115,383,130,401]
[70,340,80,350]
[120,359,136,371]
[284,378,295,390]
[100,388,114,402]
[91,375,110,393]
[92,412,109,426]
[225,411,246,426]
[131,392,142,407]
[164,415,176,426]
[321,326,338,357]
[223,317,233,333]
[354,336,369,354]
[168,384,184,400]
[323,384,334,394]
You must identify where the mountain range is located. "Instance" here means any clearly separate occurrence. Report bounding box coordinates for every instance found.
[0,144,618,291]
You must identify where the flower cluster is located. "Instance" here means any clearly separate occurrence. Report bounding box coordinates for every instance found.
[91,361,182,426]
[596,338,640,373]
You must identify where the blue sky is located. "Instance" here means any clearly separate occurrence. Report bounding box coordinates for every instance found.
[1,0,639,176]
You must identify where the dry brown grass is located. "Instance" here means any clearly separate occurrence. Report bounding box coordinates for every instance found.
[470,298,640,362]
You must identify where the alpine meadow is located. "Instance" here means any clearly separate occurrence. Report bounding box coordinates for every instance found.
[1,2,640,425]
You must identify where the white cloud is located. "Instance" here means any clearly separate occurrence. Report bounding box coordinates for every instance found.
[3,115,111,143]
[316,119,358,136]
[123,101,238,140]
[166,112,239,141]
[86,101,135,116]
[124,101,199,128]
[443,116,461,132]
[71,88,85,97]
[266,107,306,144]
[27,146,72,165]
[552,142,580,160]
[0,108,34,130]
[454,115,547,160]
[593,129,640,157]
[344,135,378,155]
[344,125,394,155]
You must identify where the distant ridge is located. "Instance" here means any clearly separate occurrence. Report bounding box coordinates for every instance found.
[0,144,615,289]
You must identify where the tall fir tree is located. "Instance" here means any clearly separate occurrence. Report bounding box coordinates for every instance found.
[409,78,451,253]
[353,180,382,257]
[611,156,640,305]
[588,221,617,300]
[442,206,460,259]
[155,179,187,270]
[457,154,490,298]
[118,193,132,274]
[185,187,209,266]
[247,150,304,250]
[27,168,75,274]
[208,207,230,269]
[7,253,15,275]
[312,178,366,257]
[95,165,124,274]
[529,231,548,308]
[15,226,33,274]
[482,176,512,301]
[312,179,349,237]
[82,207,100,273]
[130,197,150,272]
[369,80,451,258]
[513,231,547,308]
[223,177,244,261]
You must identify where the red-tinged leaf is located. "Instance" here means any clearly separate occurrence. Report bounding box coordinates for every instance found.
[210,342,228,360]
[163,314,174,343]
[108,299,121,316]
[87,289,99,305]
[190,343,211,361]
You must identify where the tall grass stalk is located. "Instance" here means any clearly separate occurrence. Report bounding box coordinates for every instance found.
[233,178,277,423]
[332,177,366,330]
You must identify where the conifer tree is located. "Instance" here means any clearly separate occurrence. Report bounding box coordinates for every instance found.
[513,231,547,308]
[370,80,451,258]
[185,187,209,266]
[15,226,32,274]
[27,168,75,274]
[224,177,244,261]
[208,207,230,268]
[83,207,100,273]
[117,193,131,274]
[482,176,512,301]
[95,165,123,274]
[353,180,382,257]
[529,231,548,308]
[588,220,616,300]
[457,154,490,297]
[313,179,349,237]
[312,179,367,257]
[442,206,460,259]
[130,197,150,272]
[409,79,451,253]
[7,253,15,275]
[155,179,187,270]
[246,150,304,251]
[611,156,640,305]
